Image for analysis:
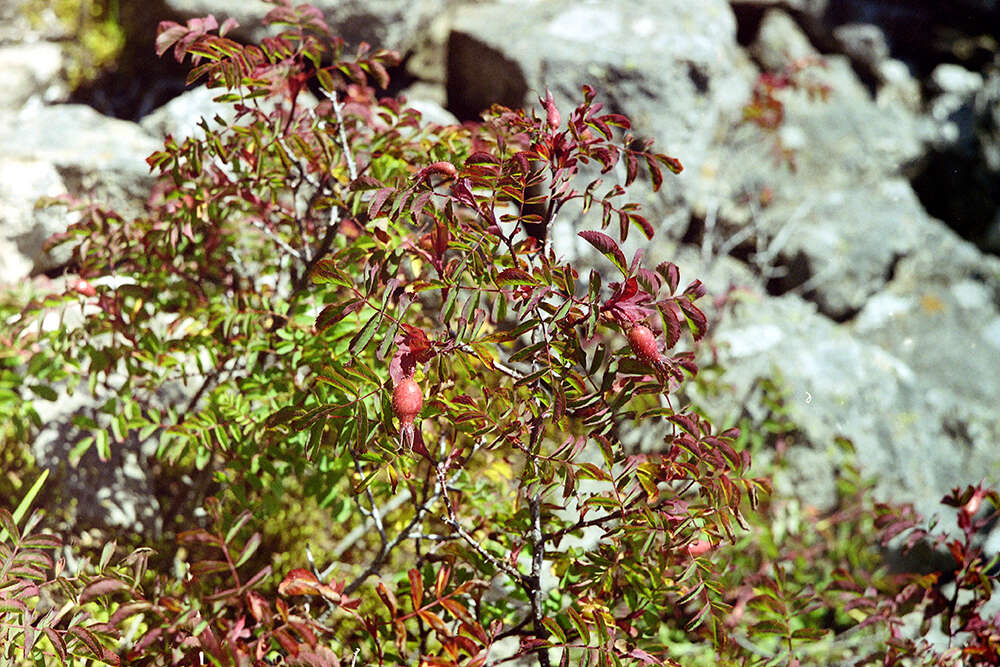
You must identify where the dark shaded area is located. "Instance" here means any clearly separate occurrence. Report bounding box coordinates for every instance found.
[446,31,528,122]
[731,4,767,47]
[764,249,810,298]
[70,3,417,122]
[911,151,999,251]
[69,2,191,121]
[822,0,999,80]
[686,62,710,94]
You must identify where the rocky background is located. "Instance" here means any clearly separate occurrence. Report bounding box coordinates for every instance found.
[2,0,999,543]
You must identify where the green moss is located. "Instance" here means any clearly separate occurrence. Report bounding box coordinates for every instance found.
[20,0,125,89]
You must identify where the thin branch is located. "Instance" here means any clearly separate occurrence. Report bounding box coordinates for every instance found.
[435,463,525,584]
[327,91,358,181]
[528,489,550,667]
[246,216,302,260]
[343,485,441,596]
[331,489,412,559]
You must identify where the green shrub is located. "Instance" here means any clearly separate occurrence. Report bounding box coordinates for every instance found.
[2,5,997,665]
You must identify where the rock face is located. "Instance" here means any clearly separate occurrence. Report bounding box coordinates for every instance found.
[0,42,68,110]
[447,0,753,195]
[0,105,159,283]
[162,0,452,55]
[2,0,999,542]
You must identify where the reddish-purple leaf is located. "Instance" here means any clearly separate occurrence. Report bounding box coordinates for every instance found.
[657,262,680,294]
[450,178,478,208]
[435,562,452,598]
[415,161,457,184]
[368,187,394,220]
[408,568,423,610]
[108,601,151,626]
[66,626,102,659]
[627,648,664,665]
[188,560,230,577]
[43,628,66,660]
[645,154,664,191]
[219,17,239,37]
[655,152,684,174]
[683,279,707,299]
[465,151,500,166]
[630,213,654,240]
[658,303,682,350]
[496,268,537,287]
[368,60,390,89]
[677,298,707,341]
[155,22,187,58]
[377,581,398,617]
[349,175,382,191]
[578,230,627,276]
[79,578,129,604]
[279,568,321,596]
[177,529,222,546]
[315,299,362,332]
[543,90,561,129]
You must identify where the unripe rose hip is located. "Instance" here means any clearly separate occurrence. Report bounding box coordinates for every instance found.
[686,539,713,558]
[628,324,661,364]
[72,279,96,297]
[392,377,423,426]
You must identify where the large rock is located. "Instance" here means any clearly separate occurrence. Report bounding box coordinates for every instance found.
[692,11,930,320]
[697,261,1000,521]
[162,0,452,55]
[0,42,68,110]
[447,0,754,206]
[0,104,159,282]
[748,7,820,72]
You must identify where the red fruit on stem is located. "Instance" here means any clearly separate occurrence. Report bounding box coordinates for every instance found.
[628,324,660,364]
[686,539,713,558]
[392,377,423,426]
[72,279,96,298]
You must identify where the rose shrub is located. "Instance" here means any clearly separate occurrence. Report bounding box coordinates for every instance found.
[1,3,997,666]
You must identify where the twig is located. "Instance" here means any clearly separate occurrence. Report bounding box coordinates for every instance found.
[700,199,719,267]
[326,91,358,181]
[435,463,525,583]
[343,485,441,596]
[246,217,302,260]
[331,489,412,559]
[457,343,525,381]
[528,489,550,667]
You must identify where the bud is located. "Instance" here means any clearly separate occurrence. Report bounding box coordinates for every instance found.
[544,90,560,129]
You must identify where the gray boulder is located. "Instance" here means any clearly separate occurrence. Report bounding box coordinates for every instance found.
[697,245,1000,522]
[0,104,159,282]
[694,14,930,319]
[162,0,452,55]
[0,42,68,110]
[748,7,820,72]
[446,0,754,206]
[139,84,235,142]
